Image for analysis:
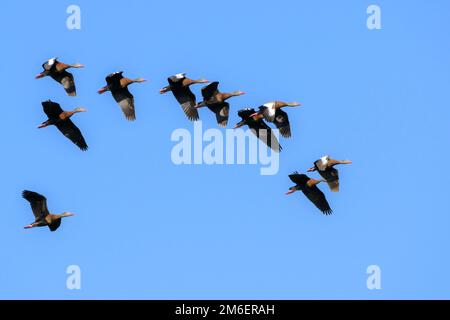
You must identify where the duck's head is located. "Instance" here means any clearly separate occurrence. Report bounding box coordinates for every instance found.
[249,110,265,119]
[286,102,301,107]
[233,120,247,129]
[62,212,75,218]
[73,108,87,114]
[285,186,299,195]
[35,71,49,79]
[159,85,171,94]
[231,91,246,97]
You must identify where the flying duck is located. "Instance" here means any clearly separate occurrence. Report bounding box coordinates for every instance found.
[35,58,84,96]
[286,172,332,215]
[22,190,74,231]
[196,81,246,127]
[234,108,282,152]
[250,101,301,138]
[98,71,146,121]
[307,156,352,192]
[38,100,88,151]
[160,73,209,121]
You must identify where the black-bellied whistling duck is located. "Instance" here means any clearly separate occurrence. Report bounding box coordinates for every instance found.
[22,190,74,232]
[35,58,84,96]
[196,82,246,127]
[250,101,301,138]
[286,172,332,215]
[307,156,352,192]
[234,108,282,152]
[160,73,210,121]
[98,71,146,121]
[38,100,88,151]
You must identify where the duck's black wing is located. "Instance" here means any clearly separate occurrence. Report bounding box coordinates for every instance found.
[48,219,62,232]
[288,172,308,186]
[106,72,123,86]
[248,119,282,152]
[201,81,220,101]
[302,185,333,215]
[316,167,340,192]
[112,87,136,121]
[42,100,64,119]
[51,70,76,96]
[55,119,88,151]
[22,190,49,221]
[168,77,199,121]
[208,102,229,127]
[274,109,291,138]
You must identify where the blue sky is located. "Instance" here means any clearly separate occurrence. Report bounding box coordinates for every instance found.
[1,0,449,299]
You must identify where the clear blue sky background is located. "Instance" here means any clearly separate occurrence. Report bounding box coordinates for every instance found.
[0,0,449,299]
